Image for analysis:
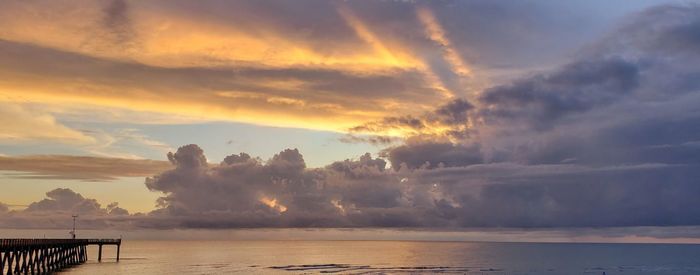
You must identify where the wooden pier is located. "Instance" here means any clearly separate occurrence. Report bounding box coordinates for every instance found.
[0,239,121,274]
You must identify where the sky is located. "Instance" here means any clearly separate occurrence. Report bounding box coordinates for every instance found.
[2,0,700,238]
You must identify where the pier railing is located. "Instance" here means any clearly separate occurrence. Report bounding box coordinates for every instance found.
[0,238,121,274]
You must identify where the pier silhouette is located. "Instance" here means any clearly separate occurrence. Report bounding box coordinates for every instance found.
[0,238,121,274]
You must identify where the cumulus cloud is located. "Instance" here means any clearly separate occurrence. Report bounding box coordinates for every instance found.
[0,188,131,229]
[75,142,680,228]
[3,144,700,229]
[142,145,441,228]
[138,144,699,228]
[26,188,105,214]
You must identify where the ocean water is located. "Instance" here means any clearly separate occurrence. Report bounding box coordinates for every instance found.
[58,240,700,274]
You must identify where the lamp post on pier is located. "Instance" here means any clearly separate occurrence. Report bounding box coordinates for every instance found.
[70,214,78,239]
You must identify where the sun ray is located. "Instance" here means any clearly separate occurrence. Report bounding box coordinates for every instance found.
[337,4,454,99]
[417,6,472,77]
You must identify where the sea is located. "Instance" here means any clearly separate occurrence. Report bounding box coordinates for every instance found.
[3,229,700,274]
[60,240,700,274]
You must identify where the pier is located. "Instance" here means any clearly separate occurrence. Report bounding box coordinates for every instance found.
[0,239,121,274]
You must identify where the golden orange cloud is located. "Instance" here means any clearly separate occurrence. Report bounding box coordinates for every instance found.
[0,104,95,144]
[0,1,478,136]
[0,154,171,181]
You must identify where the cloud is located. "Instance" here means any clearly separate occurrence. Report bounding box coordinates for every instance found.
[416,6,470,77]
[434,98,473,125]
[102,0,134,45]
[0,155,171,181]
[0,103,95,144]
[0,0,447,132]
[0,38,441,132]
[3,2,700,231]
[166,144,208,169]
[354,3,700,168]
[349,98,475,138]
[136,144,692,228]
[316,3,700,228]
[143,145,414,228]
[338,134,401,146]
[0,188,131,229]
[478,57,640,129]
[145,144,700,228]
[26,188,105,214]
[0,0,655,132]
[383,140,482,170]
[419,163,700,227]
[2,144,700,229]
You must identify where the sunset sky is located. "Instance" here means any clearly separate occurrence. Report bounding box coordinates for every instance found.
[2,0,700,235]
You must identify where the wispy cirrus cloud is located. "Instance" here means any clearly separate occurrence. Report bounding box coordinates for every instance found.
[0,103,95,144]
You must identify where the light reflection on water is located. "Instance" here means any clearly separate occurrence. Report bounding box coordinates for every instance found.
[57,240,700,274]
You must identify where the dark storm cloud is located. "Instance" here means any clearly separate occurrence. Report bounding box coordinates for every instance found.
[383,141,483,170]
[379,163,691,228]
[468,4,700,167]
[436,164,700,227]
[479,57,640,129]
[434,98,473,124]
[357,4,700,168]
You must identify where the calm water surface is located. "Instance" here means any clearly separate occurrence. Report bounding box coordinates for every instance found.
[59,240,700,274]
